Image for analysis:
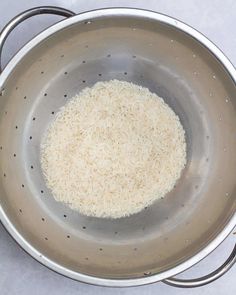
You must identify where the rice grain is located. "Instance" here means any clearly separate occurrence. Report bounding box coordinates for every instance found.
[41,80,186,218]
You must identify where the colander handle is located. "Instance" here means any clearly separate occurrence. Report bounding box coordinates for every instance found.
[163,242,236,288]
[0,6,76,73]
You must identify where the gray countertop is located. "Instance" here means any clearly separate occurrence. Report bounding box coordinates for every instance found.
[0,0,235,294]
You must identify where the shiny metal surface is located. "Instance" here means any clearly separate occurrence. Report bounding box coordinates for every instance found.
[0,6,235,287]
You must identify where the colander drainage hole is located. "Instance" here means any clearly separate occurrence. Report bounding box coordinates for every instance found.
[31,165,33,169]
[61,54,64,58]
[99,248,103,251]
[85,257,89,260]
[29,136,32,140]
[41,71,44,74]
[19,209,22,213]
[82,226,86,230]
[33,117,36,121]
[132,55,136,58]
[114,231,118,235]
[21,184,24,188]
[67,235,70,239]
[15,126,18,129]
[51,111,55,115]
[3,173,6,177]
[63,214,67,218]
[44,93,47,97]
[40,190,44,194]
[45,237,48,241]
[124,72,127,75]
[13,154,16,157]
[82,60,86,64]
[24,96,27,99]
[64,72,68,75]
[82,80,86,83]
[64,94,67,98]
[0,146,2,150]
[107,54,111,58]
[134,248,137,251]
[41,218,45,221]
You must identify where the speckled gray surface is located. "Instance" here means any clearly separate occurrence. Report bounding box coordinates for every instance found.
[0,0,235,294]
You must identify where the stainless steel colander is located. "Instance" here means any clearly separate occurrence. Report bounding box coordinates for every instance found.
[0,6,235,288]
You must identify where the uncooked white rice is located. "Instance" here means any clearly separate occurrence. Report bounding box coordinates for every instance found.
[41,80,186,218]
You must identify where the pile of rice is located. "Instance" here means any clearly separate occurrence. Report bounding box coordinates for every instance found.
[41,80,186,218]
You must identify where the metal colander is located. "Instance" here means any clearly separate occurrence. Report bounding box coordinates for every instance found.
[0,6,235,288]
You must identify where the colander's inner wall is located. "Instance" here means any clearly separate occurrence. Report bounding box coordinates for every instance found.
[0,15,236,279]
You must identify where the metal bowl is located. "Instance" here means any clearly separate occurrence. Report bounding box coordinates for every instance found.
[0,6,235,288]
